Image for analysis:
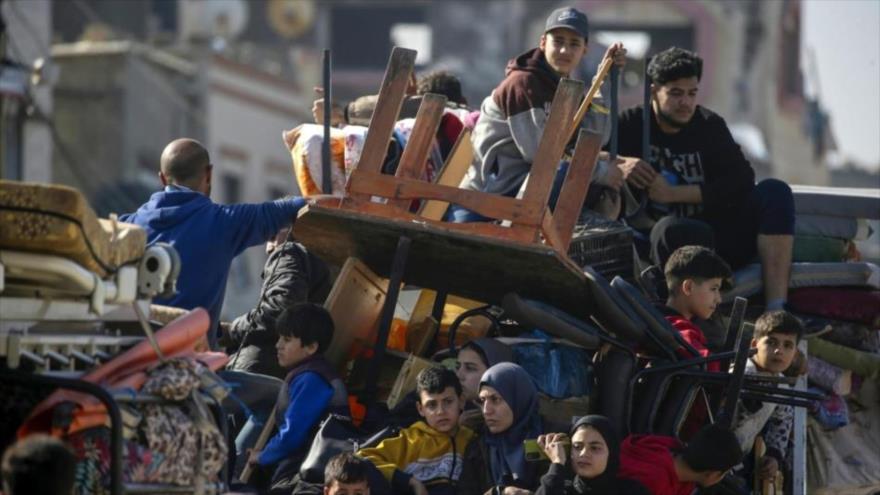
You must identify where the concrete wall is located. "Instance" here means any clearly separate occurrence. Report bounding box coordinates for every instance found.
[50,42,200,214]
[2,0,53,183]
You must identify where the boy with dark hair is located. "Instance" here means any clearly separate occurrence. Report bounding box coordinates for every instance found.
[615,46,795,310]
[618,424,743,495]
[663,245,732,370]
[417,71,468,107]
[733,310,804,483]
[1,434,77,495]
[324,452,371,495]
[453,6,627,222]
[247,303,349,484]
[357,367,475,495]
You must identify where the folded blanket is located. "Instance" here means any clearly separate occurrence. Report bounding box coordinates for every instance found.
[788,288,880,328]
[808,356,852,396]
[796,314,880,353]
[723,262,880,302]
[792,185,880,219]
[808,337,880,380]
[809,388,849,430]
[796,214,871,240]
[807,378,880,495]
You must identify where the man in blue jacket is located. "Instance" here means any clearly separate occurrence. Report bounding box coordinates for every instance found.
[120,138,306,348]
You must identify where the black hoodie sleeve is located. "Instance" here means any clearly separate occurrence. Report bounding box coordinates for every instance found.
[535,462,573,495]
[228,242,312,346]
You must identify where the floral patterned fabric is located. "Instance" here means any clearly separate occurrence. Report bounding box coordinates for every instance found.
[67,357,227,493]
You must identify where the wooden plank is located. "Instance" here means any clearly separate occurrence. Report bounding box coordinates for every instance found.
[239,408,276,483]
[348,170,543,226]
[390,93,448,210]
[386,353,434,409]
[406,315,438,357]
[553,129,603,252]
[520,78,585,213]
[322,257,389,367]
[541,209,565,253]
[294,205,595,319]
[394,94,447,181]
[568,58,614,143]
[419,129,474,221]
[347,47,416,192]
[340,200,536,244]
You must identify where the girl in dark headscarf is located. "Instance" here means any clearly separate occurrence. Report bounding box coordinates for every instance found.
[535,415,650,495]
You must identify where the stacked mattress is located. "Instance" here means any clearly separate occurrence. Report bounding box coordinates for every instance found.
[0,180,145,277]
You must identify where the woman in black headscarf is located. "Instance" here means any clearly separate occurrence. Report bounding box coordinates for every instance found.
[535,415,650,495]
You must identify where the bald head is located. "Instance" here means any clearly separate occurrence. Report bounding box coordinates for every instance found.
[159,138,211,191]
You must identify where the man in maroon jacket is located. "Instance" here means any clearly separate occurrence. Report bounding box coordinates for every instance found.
[453,6,627,222]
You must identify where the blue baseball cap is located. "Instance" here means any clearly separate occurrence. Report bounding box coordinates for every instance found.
[544,6,589,40]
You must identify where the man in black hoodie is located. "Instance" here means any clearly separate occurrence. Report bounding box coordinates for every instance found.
[223,225,332,378]
[453,6,626,222]
[616,47,795,310]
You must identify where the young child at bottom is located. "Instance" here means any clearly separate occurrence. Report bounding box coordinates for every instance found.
[732,310,803,484]
[357,367,475,495]
[247,303,349,483]
[2,434,77,495]
[618,424,743,495]
[324,452,371,495]
[663,245,733,371]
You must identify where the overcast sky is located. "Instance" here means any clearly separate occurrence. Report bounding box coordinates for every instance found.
[802,0,880,170]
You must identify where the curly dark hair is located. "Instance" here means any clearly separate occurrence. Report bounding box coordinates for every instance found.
[417,70,467,106]
[416,366,463,397]
[648,47,703,85]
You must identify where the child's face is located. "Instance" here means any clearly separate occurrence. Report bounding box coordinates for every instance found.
[752,332,798,373]
[570,426,609,480]
[416,386,462,434]
[684,277,723,320]
[324,480,369,495]
[456,348,488,401]
[276,334,316,368]
[539,28,587,76]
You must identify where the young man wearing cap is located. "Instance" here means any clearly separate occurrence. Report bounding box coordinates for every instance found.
[453,6,626,222]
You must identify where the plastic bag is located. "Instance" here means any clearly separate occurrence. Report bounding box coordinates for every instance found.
[512,331,592,399]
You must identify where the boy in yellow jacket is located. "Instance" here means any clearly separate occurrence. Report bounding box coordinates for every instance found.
[357,367,475,495]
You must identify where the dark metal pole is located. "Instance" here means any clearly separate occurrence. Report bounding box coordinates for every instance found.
[322,49,332,194]
[430,291,448,323]
[363,236,412,403]
[642,61,651,161]
[717,296,749,429]
[609,65,619,162]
